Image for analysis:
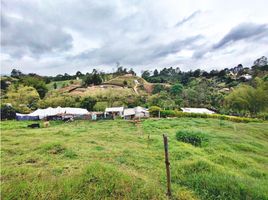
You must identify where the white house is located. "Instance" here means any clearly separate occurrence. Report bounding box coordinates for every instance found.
[181,108,215,114]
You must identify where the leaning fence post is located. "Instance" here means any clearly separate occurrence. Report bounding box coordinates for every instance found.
[163,134,171,197]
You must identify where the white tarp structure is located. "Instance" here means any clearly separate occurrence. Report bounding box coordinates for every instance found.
[181,107,215,114]
[123,108,136,117]
[105,106,149,118]
[105,107,124,117]
[16,107,89,119]
[123,106,149,119]
[133,106,149,118]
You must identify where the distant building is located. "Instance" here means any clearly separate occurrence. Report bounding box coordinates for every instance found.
[16,106,89,120]
[124,73,133,77]
[123,106,149,119]
[123,108,136,119]
[181,108,215,114]
[105,106,149,119]
[241,74,252,80]
[105,107,124,117]
[134,79,139,84]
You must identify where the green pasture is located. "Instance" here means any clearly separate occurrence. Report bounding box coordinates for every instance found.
[1,118,268,199]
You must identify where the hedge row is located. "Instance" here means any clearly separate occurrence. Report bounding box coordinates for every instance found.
[159,110,261,123]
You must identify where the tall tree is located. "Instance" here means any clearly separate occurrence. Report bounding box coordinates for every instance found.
[80,97,97,111]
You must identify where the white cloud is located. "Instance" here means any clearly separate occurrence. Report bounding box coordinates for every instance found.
[1,0,268,75]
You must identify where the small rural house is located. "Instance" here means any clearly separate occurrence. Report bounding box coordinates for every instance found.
[180,107,215,114]
[16,106,89,120]
[123,106,149,119]
[105,107,124,117]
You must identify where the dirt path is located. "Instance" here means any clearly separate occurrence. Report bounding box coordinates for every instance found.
[133,80,139,95]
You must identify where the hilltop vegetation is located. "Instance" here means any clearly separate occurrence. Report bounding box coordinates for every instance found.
[1,56,268,117]
[1,118,268,199]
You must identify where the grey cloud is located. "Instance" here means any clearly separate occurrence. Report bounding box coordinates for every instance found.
[72,35,203,66]
[1,0,268,75]
[1,14,73,58]
[192,46,210,59]
[151,35,203,58]
[193,23,268,59]
[213,23,268,49]
[175,10,201,27]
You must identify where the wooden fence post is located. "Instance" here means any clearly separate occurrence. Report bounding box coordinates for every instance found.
[163,134,171,197]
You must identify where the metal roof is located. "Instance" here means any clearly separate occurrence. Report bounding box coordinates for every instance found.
[181,107,215,114]
[105,107,124,112]
[123,108,136,116]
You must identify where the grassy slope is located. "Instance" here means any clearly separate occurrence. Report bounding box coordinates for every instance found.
[105,75,147,87]
[46,80,82,91]
[1,118,268,199]
[46,76,154,97]
[105,75,154,94]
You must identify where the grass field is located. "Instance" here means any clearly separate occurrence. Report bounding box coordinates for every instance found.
[1,118,268,199]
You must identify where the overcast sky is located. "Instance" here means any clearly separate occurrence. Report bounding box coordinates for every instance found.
[1,0,268,76]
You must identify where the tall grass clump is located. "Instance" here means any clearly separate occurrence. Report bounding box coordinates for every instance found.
[41,143,66,154]
[39,143,78,159]
[176,130,208,147]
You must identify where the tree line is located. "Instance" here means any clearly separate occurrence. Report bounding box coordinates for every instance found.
[1,56,267,118]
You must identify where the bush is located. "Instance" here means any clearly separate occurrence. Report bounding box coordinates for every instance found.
[160,110,176,117]
[0,105,16,120]
[152,84,165,94]
[149,106,162,117]
[93,102,108,111]
[176,130,208,147]
[20,76,48,99]
[4,85,40,113]
[257,113,268,120]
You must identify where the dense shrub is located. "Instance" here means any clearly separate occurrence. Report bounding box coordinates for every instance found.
[176,130,208,147]
[160,110,176,117]
[4,85,40,113]
[20,76,48,99]
[149,106,162,117]
[80,96,97,111]
[0,105,16,120]
[257,113,268,120]
[93,102,108,111]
